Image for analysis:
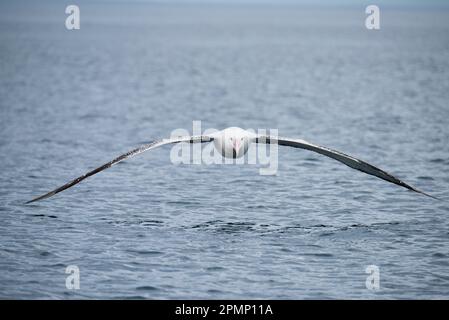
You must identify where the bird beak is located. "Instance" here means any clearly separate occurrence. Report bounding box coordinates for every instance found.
[233,140,241,152]
[232,139,241,158]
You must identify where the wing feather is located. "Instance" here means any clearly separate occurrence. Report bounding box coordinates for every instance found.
[26,136,211,203]
[256,136,436,199]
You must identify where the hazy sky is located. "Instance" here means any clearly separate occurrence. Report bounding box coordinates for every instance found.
[119,0,445,4]
[3,0,448,9]
[87,0,449,9]
[78,0,449,9]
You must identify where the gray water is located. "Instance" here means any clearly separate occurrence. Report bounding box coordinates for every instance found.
[1,0,449,299]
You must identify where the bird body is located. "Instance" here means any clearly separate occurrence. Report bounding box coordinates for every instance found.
[212,127,255,159]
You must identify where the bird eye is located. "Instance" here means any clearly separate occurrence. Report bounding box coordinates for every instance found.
[240,137,243,141]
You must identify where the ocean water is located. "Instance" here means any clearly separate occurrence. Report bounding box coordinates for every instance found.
[1,1,449,299]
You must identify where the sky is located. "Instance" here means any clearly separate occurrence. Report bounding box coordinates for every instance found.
[93,0,449,7]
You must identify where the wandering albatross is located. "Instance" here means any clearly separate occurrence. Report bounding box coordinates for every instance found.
[26,127,436,203]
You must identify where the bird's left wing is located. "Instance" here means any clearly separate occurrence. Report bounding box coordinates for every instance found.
[26,135,212,204]
[256,135,436,199]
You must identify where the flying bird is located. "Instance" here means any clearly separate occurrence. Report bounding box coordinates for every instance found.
[26,127,436,203]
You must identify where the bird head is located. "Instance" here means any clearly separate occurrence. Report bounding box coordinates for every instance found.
[214,127,253,159]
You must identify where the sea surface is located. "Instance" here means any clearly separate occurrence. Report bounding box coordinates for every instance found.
[1,0,449,299]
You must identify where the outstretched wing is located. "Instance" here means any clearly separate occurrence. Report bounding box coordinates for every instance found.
[26,136,212,203]
[256,135,436,199]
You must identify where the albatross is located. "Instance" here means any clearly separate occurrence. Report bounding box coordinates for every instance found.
[26,127,436,203]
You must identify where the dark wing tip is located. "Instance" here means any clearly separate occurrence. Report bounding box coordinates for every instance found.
[388,173,439,200]
[409,188,439,200]
[25,190,59,204]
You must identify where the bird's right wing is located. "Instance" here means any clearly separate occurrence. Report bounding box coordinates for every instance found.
[26,135,212,203]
